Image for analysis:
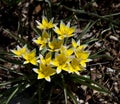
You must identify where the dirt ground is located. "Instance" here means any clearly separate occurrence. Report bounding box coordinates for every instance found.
[0,0,120,104]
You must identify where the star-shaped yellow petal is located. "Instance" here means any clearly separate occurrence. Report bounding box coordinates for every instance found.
[36,16,55,30]
[33,63,56,82]
[11,45,27,57]
[23,49,37,65]
[54,21,75,39]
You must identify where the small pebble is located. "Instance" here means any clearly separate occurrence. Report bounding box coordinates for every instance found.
[109,35,118,41]
[92,2,98,7]
[99,98,104,101]
[81,85,87,90]
[113,82,118,86]
[103,101,108,103]
[95,42,102,47]
[85,102,89,104]
[107,68,115,72]
[79,99,84,103]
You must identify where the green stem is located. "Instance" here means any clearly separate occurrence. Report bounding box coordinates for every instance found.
[47,87,53,104]
[63,5,120,19]
[61,74,67,104]
[101,12,120,18]
[38,80,45,104]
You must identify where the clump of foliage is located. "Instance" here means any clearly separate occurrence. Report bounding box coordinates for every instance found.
[0,0,112,104]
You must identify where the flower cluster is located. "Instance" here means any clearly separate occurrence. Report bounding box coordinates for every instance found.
[11,16,91,82]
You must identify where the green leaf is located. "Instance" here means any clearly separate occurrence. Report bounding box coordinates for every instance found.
[31,26,41,36]
[0,64,23,75]
[0,76,24,87]
[67,89,78,104]
[63,5,120,20]
[47,86,53,104]
[78,21,97,40]
[45,0,51,7]
[61,74,67,104]
[3,29,26,45]
[5,86,19,104]
[82,38,98,44]
[62,5,100,18]
[89,48,106,59]
[2,0,22,6]
[1,79,36,104]
[37,80,45,104]
[89,48,113,60]
[69,74,109,93]
[3,29,32,49]
[0,54,23,65]
[101,12,120,18]
[90,54,113,60]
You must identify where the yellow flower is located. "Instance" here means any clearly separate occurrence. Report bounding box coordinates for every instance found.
[75,49,91,67]
[11,45,27,57]
[72,40,91,67]
[68,58,84,74]
[54,21,75,39]
[52,53,69,74]
[39,52,52,65]
[72,39,80,48]
[60,46,73,56]
[36,16,55,30]
[33,31,50,50]
[33,63,56,82]
[23,49,37,65]
[79,52,91,67]
[72,39,87,49]
[48,39,63,52]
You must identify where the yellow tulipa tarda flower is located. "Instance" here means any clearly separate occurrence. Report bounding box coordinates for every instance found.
[60,46,73,56]
[48,39,63,52]
[72,38,87,50]
[72,39,91,67]
[33,63,56,82]
[52,53,69,74]
[68,58,84,74]
[23,49,37,65]
[72,39,80,48]
[54,21,75,39]
[75,46,91,67]
[10,16,92,82]
[75,50,91,67]
[33,31,50,50]
[11,45,27,57]
[36,16,55,30]
[39,52,52,65]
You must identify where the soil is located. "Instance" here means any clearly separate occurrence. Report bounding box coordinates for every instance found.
[0,0,120,104]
